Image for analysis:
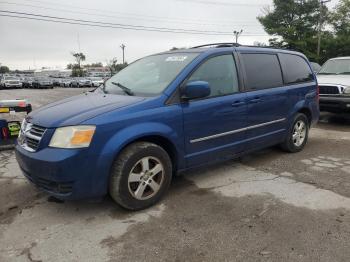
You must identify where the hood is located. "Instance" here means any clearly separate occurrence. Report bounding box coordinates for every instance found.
[27,92,145,128]
[317,74,350,87]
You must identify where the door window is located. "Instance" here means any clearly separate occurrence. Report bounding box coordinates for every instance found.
[187,55,239,98]
[241,53,283,90]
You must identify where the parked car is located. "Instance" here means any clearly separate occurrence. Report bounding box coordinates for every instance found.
[52,78,62,87]
[22,77,34,88]
[317,57,350,113]
[32,77,54,89]
[310,62,321,73]
[60,78,72,87]
[70,78,92,88]
[90,77,104,87]
[0,76,22,89]
[15,44,319,210]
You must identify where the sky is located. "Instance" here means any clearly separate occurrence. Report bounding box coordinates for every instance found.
[0,0,339,70]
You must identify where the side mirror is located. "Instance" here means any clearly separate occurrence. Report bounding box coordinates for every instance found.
[181,81,211,100]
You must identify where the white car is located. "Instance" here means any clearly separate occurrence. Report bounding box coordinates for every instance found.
[317,57,350,113]
[0,76,22,89]
[90,77,104,87]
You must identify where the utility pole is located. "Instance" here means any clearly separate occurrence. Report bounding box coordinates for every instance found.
[233,30,243,44]
[317,0,331,57]
[120,44,126,64]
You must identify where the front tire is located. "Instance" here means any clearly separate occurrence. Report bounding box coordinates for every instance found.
[281,113,309,153]
[109,142,172,211]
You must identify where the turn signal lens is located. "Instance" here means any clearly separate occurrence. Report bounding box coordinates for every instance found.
[49,126,96,149]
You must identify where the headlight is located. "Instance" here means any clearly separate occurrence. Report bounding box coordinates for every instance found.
[49,126,96,149]
[343,87,350,95]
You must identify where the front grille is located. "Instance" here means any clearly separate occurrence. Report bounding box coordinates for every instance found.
[19,122,47,152]
[30,125,46,137]
[319,85,341,95]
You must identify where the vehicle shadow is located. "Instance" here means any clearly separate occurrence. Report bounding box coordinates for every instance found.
[317,112,350,131]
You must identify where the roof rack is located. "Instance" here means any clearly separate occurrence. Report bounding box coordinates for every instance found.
[191,43,241,49]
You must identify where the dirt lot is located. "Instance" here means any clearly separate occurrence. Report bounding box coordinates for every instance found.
[1,88,350,262]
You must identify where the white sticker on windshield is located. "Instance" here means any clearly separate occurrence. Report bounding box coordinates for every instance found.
[166,56,188,62]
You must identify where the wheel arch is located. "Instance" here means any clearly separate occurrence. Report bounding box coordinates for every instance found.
[116,135,179,174]
[298,107,312,127]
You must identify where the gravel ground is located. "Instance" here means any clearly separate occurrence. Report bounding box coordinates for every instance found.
[1,87,350,262]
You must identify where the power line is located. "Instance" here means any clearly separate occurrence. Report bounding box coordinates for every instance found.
[0,10,268,35]
[11,0,263,25]
[0,10,235,34]
[0,1,262,28]
[175,0,265,7]
[0,13,232,35]
[0,10,268,36]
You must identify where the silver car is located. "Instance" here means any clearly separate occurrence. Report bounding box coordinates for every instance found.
[317,57,350,113]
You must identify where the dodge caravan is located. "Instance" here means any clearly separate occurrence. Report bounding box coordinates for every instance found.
[15,43,320,210]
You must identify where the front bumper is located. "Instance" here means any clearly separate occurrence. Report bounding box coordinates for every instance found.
[5,83,22,88]
[320,96,350,113]
[15,144,109,200]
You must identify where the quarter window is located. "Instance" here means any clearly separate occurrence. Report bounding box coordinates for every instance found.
[279,54,314,84]
[241,53,283,90]
[187,55,239,98]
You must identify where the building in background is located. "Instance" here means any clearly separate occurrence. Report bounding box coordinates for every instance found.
[84,67,111,77]
[34,68,72,78]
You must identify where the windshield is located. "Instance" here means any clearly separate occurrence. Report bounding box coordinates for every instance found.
[318,59,350,75]
[104,53,199,96]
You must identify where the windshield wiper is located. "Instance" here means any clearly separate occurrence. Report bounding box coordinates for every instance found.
[317,72,334,75]
[337,72,350,75]
[111,82,134,96]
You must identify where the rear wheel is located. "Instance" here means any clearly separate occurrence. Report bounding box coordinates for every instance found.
[109,142,172,211]
[281,113,309,153]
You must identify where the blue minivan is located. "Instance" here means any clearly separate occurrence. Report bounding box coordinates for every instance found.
[15,44,319,210]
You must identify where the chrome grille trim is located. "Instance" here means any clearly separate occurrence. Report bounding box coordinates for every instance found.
[19,121,47,152]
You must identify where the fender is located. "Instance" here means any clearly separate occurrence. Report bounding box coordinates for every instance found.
[96,122,185,172]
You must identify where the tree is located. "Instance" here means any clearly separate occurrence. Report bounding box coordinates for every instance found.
[0,65,10,74]
[72,52,86,69]
[258,0,350,64]
[70,52,86,77]
[106,58,118,75]
[107,58,128,75]
[258,0,326,62]
[84,62,103,68]
[330,0,350,35]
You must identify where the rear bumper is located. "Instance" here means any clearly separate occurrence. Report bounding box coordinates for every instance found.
[320,96,350,113]
[15,144,109,200]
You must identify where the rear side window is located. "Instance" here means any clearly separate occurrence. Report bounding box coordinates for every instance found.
[241,53,283,90]
[279,54,314,84]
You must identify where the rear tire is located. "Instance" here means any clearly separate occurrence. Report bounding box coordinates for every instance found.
[281,113,309,153]
[109,142,172,211]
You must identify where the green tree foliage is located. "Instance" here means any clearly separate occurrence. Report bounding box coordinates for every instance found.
[330,0,350,35]
[0,66,10,74]
[258,0,321,61]
[69,52,86,77]
[84,62,103,68]
[107,58,128,75]
[258,0,350,64]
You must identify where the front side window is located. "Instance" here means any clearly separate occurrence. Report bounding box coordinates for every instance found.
[279,54,314,84]
[318,59,350,75]
[241,53,283,90]
[104,53,198,96]
[187,54,239,98]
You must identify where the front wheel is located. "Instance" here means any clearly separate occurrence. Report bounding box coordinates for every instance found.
[109,142,172,211]
[281,113,309,153]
